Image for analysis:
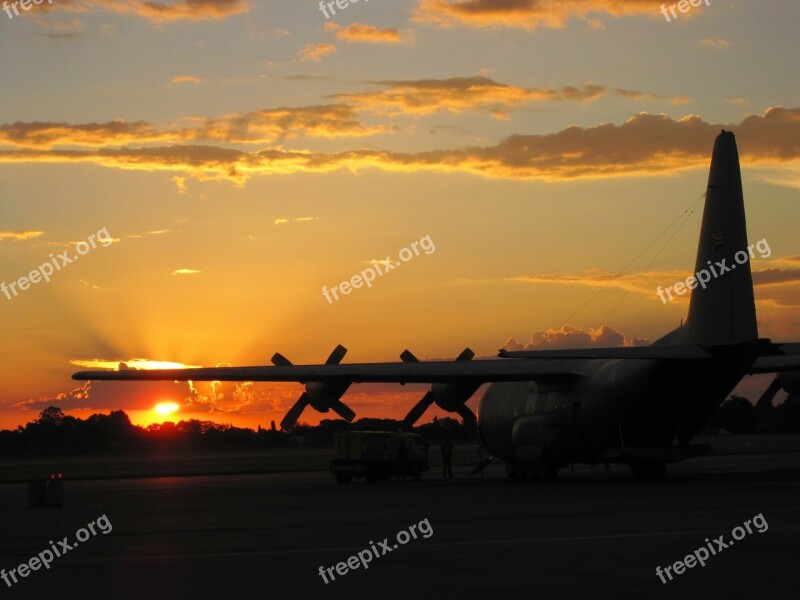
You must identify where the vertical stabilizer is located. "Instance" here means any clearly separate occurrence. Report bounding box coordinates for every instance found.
[684,131,757,344]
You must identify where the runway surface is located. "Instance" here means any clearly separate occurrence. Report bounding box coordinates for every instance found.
[1,453,798,599]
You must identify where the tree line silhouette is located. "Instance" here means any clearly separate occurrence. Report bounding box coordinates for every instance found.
[1,394,798,455]
[0,406,478,455]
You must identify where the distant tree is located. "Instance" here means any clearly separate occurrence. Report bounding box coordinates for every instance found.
[37,406,66,427]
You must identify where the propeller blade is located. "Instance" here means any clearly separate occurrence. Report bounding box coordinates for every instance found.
[756,376,783,411]
[456,348,475,362]
[280,392,309,430]
[455,404,477,424]
[326,345,347,365]
[403,391,436,428]
[329,399,356,422]
[400,349,418,363]
[271,352,292,367]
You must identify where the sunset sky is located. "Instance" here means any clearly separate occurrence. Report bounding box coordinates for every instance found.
[2,0,799,430]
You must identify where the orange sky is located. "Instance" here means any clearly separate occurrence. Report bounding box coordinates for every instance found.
[2,0,799,429]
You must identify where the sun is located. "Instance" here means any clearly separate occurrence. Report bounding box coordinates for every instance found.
[155,402,180,416]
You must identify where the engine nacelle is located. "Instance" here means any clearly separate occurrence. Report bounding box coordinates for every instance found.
[306,381,350,412]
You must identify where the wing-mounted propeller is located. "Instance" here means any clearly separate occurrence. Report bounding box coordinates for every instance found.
[401,348,480,428]
[273,345,355,430]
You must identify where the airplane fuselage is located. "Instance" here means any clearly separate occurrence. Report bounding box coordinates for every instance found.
[477,332,763,474]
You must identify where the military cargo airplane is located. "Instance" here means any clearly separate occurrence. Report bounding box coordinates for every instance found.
[74,131,800,479]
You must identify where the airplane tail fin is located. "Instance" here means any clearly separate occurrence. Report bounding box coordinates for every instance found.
[684,130,758,344]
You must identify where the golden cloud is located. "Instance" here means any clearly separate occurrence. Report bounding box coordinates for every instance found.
[170,75,205,86]
[172,268,202,275]
[0,105,387,149]
[0,230,45,241]
[326,22,407,44]
[504,325,650,351]
[336,77,689,116]
[297,43,337,63]
[2,107,800,185]
[52,0,249,22]
[413,0,667,29]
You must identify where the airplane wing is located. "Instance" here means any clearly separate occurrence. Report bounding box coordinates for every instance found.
[73,358,584,384]
[72,340,798,429]
[72,349,586,429]
[71,342,729,384]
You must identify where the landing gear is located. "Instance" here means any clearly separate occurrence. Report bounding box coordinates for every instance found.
[630,461,666,480]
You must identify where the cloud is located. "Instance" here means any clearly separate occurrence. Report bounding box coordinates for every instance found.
[510,269,686,299]
[17,380,189,412]
[33,17,84,38]
[170,75,205,86]
[0,230,45,241]
[50,0,249,23]
[413,0,667,30]
[274,216,319,225]
[325,22,408,44]
[0,120,175,149]
[751,268,800,286]
[0,105,387,149]
[172,175,187,193]
[3,107,800,185]
[297,43,337,63]
[16,358,263,414]
[172,268,201,275]
[701,38,730,48]
[336,77,689,116]
[613,88,690,105]
[503,325,650,351]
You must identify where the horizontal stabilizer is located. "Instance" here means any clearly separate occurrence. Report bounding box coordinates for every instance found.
[750,342,800,374]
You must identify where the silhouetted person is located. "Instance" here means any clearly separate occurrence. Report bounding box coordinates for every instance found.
[441,438,454,479]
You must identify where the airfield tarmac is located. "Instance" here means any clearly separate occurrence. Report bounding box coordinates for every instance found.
[0,453,797,600]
